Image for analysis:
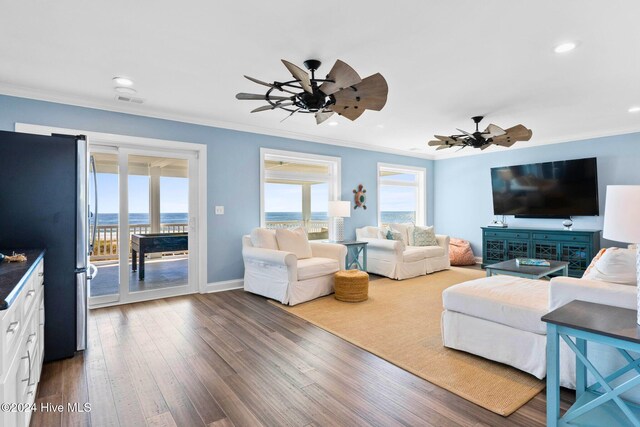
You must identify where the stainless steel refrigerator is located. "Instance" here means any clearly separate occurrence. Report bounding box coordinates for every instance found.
[0,130,96,361]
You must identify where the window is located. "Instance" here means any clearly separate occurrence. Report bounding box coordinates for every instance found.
[378,163,426,226]
[261,149,340,239]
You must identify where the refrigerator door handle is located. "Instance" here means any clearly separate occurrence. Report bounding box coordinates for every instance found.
[87,263,98,280]
[90,155,98,255]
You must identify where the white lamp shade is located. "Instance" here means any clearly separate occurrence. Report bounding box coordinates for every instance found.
[603,185,640,243]
[328,200,351,218]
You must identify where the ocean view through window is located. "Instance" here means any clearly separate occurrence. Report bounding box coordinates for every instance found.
[378,163,426,226]
[261,149,340,239]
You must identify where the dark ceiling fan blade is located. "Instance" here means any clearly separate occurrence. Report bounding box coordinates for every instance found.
[236,93,291,101]
[315,110,334,125]
[332,73,388,112]
[244,75,298,95]
[251,102,294,113]
[281,60,312,93]
[319,60,362,95]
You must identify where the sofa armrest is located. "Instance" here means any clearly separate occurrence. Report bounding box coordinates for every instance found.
[436,234,450,254]
[358,237,405,257]
[309,242,348,270]
[549,276,637,311]
[242,246,297,269]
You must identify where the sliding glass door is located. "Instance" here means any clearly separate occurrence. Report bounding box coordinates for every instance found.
[88,147,198,307]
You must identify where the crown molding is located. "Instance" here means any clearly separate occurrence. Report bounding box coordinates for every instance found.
[3,83,638,162]
[0,83,436,160]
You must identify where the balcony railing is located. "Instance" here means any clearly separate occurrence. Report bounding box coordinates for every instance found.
[265,220,329,240]
[91,223,188,260]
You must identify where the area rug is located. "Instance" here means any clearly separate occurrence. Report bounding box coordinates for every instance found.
[271,267,545,416]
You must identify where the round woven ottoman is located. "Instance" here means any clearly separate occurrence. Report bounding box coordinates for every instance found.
[334,270,369,302]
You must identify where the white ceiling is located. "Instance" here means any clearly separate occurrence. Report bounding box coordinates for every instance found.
[1,1,639,159]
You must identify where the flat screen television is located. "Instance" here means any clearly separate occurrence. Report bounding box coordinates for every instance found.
[491,157,599,217]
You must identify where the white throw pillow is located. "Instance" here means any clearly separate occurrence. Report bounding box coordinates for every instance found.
[390,223,413,245]
[250,228,278,250]
[275,227,313,259]
[583,247,637,285]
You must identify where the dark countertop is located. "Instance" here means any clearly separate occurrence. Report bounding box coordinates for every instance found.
[542,300,640,345]
[0,249,45,310]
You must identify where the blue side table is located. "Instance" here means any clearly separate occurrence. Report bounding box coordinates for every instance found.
[322,240,368,271]
[542,300,640,426]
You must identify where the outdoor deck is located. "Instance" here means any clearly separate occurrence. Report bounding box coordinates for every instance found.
[91,256,189,296]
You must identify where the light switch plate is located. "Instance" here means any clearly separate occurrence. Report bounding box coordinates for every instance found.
[215,206,224,215]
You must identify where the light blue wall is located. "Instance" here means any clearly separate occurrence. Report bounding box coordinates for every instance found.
[433,132,640,255]
[0,95,433,282]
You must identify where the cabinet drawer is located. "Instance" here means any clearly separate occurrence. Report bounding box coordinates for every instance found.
[484,231,530,239]
[34,259,44,287]
[21,276,37,320]
[532,233,590,243]
[2,291,24,363]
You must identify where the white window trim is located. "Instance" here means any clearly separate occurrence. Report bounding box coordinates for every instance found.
[260,148,341,228]
[377,162,426,227]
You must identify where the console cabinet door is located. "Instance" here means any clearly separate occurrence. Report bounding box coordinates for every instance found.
[506,240,530,259]
[532,240,560,261]
[560,242,590,276]
[484,238,507,264]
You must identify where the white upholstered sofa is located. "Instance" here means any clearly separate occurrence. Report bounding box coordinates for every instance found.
[442,247,638,399]
[355,225,450,280]
[242,228,347,306]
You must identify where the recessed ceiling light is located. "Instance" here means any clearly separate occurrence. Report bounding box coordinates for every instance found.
[327,121,338,126]
[554,42,577,54]
[115,87,137,94]
[113,76,134,86]
[629,106,640,113]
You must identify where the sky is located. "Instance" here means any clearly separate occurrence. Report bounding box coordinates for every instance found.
[264,181,417,212]
[95,173,188,214]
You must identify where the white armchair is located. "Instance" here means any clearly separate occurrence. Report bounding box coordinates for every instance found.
[355,225,450,280]
[242,233,347,306]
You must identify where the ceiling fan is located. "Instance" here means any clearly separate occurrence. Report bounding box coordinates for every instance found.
[236,59,388,124]
[428,116,533,151]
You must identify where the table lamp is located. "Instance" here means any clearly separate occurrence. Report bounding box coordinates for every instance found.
[602,185,640,324]
[328,200,351,242]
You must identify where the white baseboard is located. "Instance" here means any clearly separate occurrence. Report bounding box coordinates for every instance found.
[202,279,244,294]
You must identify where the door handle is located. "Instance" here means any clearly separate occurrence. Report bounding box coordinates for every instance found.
[87,263,98,280]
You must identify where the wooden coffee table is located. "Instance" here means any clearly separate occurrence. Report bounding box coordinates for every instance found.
[485,259,569,279]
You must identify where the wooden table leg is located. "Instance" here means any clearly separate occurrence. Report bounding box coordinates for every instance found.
[139,251,145,280]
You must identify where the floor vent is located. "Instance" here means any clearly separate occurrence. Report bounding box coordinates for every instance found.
[116,95,144,104]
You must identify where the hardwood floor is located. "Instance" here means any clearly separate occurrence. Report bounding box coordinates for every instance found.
[32,289,574,427]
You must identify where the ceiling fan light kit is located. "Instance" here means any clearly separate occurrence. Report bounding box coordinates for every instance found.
[428,116,533,151]
[236,59,388,124]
